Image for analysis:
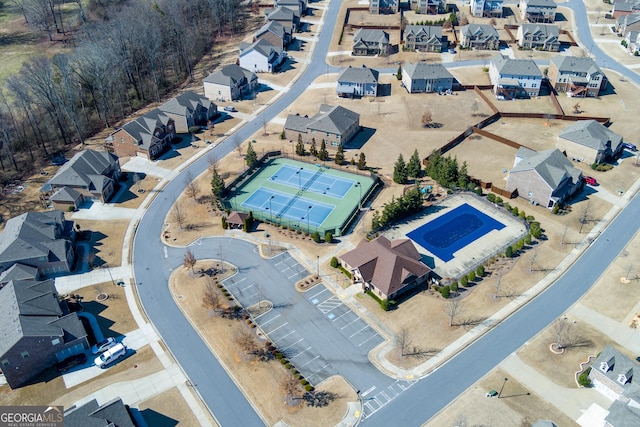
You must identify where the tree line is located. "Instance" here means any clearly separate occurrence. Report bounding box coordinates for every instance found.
[0,0,244,181]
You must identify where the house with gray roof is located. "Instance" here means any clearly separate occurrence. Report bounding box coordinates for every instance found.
[159,91,218,133]
[401,62,454,93]
[516,23,560,51]
[275,0,306,16]
[613,0,640,18]
[239,39,285,73]
[337,65,379,97]
[0,211,75,277]
[590,345,640,401]
[505,148,583,208]
[265,5,300,31]
[625,29,640,54]
[369,0,400,14]
[403,25,447,52]
[203,64,259,102]
[557,120,623,164]
[616,12,640,35]
[519,0,557,22]
[0,279,88,388]
[42,150,121,210]
[548,56,607,97]
[284,104,360,147]
[254,20,292,50]
[64,398,136,427]
[352,29,391,56]
[0,264,40,286]
[489,54,542,98]
[339,236,431,300]
[105,108,175,160]
[459,24,500,50]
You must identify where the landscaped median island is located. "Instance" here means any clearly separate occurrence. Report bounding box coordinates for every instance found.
[169,260,357,426]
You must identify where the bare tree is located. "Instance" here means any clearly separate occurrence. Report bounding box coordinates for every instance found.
[624,265,637,282]
[551,318,571,350]
[233,134,242,157]
[183,249,197,273]
[184,171,199,201]
[579,201,591,233]
[443,297,463,327]
[494,273,503,298]
[528,248,539,273]
[397,327,411,357]
[421,111,433,128]
[207,153,218,171]
[470,100,479,117]
[171,203,186,230]
[202,278,222,310]
[235,328,258,353]
[262,117,268,136]
[132,173,141,192]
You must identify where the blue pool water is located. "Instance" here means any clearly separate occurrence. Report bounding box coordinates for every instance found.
[407,203,505,262]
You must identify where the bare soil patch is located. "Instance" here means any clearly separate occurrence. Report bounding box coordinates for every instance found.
[170,261,357,426]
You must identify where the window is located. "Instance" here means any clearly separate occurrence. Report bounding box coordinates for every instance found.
[1,359,8,368]
[52,338,61,346]
[21,351,29,360]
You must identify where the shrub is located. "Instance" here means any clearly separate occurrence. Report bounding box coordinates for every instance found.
[285,363,291,369]
[590,162,598,170]
[311,231,320,243]
[495,197,503,206]
[468,271,476,282]
[440,285,450,298]
[515,239,525,252]
[578,368,592,387]
[280,358,287,364]
[330,256,339,268]
[526,215,535,223]
[482,66,489,72]
[280,130,285,140]
[381,299,395,311]
[476,265,485,277]
[188,125,201,134]
[505,246,513,258]
[304,384,314,391]
[338,265,352,279]
[325,231,333,243]
[451,281,458,292]
[460,276,468,287]
[67,205,75,212]
[524,234,532,245]
[300,379,308,386]
[503,202,512,211]
[552,204,560,214]
[486,193,496,203]
[511,206,519,216]
[530,222,542,238]
[475,186,483,196]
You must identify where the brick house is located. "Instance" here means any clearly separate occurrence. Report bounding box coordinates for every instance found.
[489,54,542,99]
[613,0,640,18]
[0,279,88,388]
[505,148,583,208]
[557,120,624,164]
[548,56,608,97]
[459,24,500,50]
[352,29,391,56]
[159,91,218,133]
[337,65,379,98]
[254,20,292,50]
[284,104,360,147]
[106,109,175,160]
[516,24,560,51]
[339,236,431,301]
[519,0,557,22]
[404,25,447,52]
[401,62,454,93]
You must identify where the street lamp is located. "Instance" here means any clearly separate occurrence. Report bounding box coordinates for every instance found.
[268,195,274,223]
[304,205,312,234]
[355,181,362,210]
[103,263,115,286]
[316,255,319,278]
[296,167,303,191]
[498,377,508,398]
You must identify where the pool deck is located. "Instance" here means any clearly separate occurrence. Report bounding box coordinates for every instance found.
[384,194,528,280]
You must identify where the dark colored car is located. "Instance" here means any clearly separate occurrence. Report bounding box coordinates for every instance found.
[622,142,637,151]
[57,353,87,373]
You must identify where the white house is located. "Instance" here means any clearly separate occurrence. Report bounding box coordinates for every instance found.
[239,39,285,73]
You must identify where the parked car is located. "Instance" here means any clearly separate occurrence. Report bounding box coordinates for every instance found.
[622,142,637,151]
[584,176,597,186]
[486,389,498,398]
[223,106,237,112]
[51,155,67,166]
[91,337,116,354]
[57,353,87,373]
[94,343,127,368]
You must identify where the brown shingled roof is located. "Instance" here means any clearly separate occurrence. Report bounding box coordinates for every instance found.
[227,211,249,226]
[340,236,430,297]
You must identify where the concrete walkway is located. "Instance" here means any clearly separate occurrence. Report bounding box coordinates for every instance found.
[571,303,640,353]
[122,157,173,179]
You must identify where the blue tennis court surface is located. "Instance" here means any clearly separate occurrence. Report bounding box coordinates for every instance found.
[270,165,354,198]
[407,203,505,262]
[242,188,334,227]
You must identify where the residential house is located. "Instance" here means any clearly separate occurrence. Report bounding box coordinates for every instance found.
[411,0,445,14]
[616,12,640,38]
[519,0,557,23]
[470,0,504,17]
[557,119,624,164]
[625,30,640,54]
[0,279,88,388]
[284,104,360,147]
[352,29,391,56]
[516,24,560,51]
[275,0,306,16]
[337,65,379,98]
[548,56,608,97]
[613,0,640,18]
[43,150,122,210]
[505,148,583,208]
[369,0,399,14]
[203,64,259,102]
[404,25,447,52]
[254,20,292,50]
[265,6,300,31]
[64,398,136,427]
[0,264,40,287]
[459,24,500,50]
[0,211,76,276]
[239,39,285,73]
[159,91,218,133]
[402,62,454,93]
[590,345,639,401]
[106,109,175,160]
[605,396,640,427]
[489,54,542,98]
[339,236,431,301]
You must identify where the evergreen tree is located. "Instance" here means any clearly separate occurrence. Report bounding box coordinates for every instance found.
[458,161,469,188]
[393,154,408,184]
[295,134,306,156]
[245,141,258,168]
[407,148,422,178]
[334,143,345,165]
[318,139,329,161]
[211,167,225,207]
[310,138,318,157]
[396,64,402,80]
[357,152,367,170]
[371,210,381,231]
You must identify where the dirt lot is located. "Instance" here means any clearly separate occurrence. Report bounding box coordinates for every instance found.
[426,369,578,427]
[170,260,357,426]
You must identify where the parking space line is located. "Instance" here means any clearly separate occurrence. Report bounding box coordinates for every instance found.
[333,310,353,322]
[265,322,288,334]
[300,355,319,368]
[341,317,360,330]
[279,330,296,341]
[310,363,330,375]
[240,284,254,292]
[358,333,381,347]
[282,338,303,351]
[308,288,329,299]
[228,277,246,286]
[288,271,303,279]
[258,314,280,327]
[293,346,312,357]
[349,325,369,338]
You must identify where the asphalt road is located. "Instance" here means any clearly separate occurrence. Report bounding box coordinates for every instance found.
[132,0,640,425]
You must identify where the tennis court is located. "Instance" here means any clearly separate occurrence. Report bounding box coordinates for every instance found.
[227,158,379,236]
[242,188,334,228]
[269,164,354,198]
